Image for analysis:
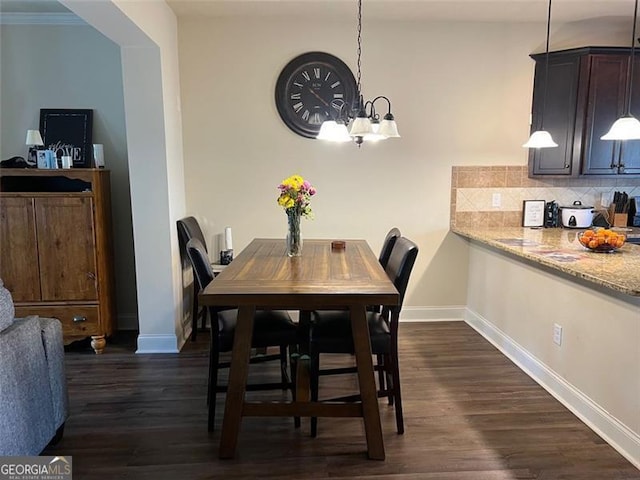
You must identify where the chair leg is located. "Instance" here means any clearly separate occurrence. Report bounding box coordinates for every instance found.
[289,344,300,428]
[309,348,319,438]
[199,305,207,332]
[376,354,386,394]
[207,340,214,406]
[208,347,220,432]
[191,289,199,342]
[388,354,404,434]
[384,354,394,406]
[279,345,289,390]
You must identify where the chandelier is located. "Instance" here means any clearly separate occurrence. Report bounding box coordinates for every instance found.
[317,0,400,145]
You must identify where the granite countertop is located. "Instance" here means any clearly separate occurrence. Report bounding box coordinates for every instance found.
[452,226,640,297]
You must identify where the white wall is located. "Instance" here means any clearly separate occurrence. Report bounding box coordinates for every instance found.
[1,5,631,350]
[0,23,138,330]
[178,15,629,314]
[466,243,640,466]
[61,0,187,352]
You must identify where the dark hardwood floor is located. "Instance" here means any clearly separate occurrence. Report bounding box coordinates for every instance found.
[45,322,639,479]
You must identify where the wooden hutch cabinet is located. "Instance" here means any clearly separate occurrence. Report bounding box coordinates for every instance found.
[528,47,640,177]
[0,169,116,353]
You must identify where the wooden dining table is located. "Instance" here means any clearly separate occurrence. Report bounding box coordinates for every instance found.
[199,238,399,460]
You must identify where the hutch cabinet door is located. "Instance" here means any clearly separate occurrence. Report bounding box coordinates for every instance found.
[0,197,41,302]
[35,197,98,301]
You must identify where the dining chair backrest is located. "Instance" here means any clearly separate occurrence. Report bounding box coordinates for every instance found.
[384,236,418,311]
[177,216,208,254]
[378,228,401,269]
[186,238,215,293]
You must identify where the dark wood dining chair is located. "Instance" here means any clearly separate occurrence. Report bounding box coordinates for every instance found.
[186,238,299,432]
[177,216,209,341]
[309,236,419,436]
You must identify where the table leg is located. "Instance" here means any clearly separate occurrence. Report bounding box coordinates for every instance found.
[219,305,255,459]
[350,305,385,460]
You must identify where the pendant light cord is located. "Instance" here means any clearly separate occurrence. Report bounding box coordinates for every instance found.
[541,0,553,129]
[626,0,638,115]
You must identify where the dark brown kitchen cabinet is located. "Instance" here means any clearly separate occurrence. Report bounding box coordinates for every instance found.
[0,169,116,353]
[528,47,640,177]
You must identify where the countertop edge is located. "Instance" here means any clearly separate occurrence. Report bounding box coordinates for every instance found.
[452,226,640,297]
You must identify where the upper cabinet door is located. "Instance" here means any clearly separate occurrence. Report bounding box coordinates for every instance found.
[529,56,580,176]
[0,197,41,302]
[35,197,98,301]
[580,55,627,175]
[618,55,640,175]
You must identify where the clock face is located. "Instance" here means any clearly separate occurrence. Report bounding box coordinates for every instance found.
[275,52,358,139]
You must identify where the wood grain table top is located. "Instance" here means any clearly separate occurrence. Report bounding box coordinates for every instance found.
[199,238,399,309]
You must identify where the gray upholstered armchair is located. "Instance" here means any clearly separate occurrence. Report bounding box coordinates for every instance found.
[0,279,68,455]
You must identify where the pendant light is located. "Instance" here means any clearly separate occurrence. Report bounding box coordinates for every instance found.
[601,0,640,140]
[318,0,400,145]
[523,0,558,149]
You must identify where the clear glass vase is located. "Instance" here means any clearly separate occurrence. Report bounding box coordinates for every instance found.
[286,212,303,257]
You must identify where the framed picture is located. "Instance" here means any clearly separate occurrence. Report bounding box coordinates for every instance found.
[522,200,546,227]
[39,109,93,168]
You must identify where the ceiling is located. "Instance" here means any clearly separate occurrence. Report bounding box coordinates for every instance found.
[165,0,636,23]
[0,0,635,24]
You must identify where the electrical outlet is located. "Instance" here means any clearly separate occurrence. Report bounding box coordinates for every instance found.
[492,193,501,208]
[553,323,563,346]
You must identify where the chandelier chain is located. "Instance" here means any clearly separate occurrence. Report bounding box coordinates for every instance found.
[356,0,363,96]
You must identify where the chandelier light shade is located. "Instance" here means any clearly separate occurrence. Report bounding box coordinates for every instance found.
[317,0,400,146]
[317,120,352,142]
[523,0,558,149]
[379,113,401,138]
[601,0,640,141]
[349,112,374,137]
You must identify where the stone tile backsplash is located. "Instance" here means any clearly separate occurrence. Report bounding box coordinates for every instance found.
[450,166,640,228]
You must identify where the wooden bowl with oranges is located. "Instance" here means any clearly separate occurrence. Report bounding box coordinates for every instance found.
[578,228,626,253]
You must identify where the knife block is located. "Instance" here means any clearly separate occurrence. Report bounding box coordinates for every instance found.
[607,204,628,227]
[613,214,628,227]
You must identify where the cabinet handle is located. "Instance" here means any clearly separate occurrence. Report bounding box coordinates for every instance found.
[87,272,96,280]
[564,164,570,169]
[73,316,87,323]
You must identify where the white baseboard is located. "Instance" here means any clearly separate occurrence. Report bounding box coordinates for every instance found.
[465,308,640,469]
[135,334,179,354]
[400,306,465,322]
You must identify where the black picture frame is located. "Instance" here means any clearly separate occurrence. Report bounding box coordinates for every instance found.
[39,109,93,168]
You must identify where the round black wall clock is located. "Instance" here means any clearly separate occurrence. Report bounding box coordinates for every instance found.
[275,51,358,139]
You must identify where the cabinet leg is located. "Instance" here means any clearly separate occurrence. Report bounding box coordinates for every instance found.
[90,335,106,354]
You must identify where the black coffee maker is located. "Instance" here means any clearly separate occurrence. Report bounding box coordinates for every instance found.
[544,201,559,228]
